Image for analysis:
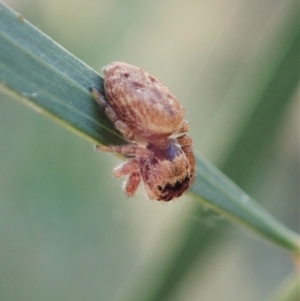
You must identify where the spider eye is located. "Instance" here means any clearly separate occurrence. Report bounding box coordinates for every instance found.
[157,185,163,191]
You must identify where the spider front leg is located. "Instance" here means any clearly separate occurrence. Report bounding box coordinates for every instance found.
[113,159,140,177]
[123,171,141,196]
[89,86,135,141]
[113,159,141,197]
[96,144,151,197]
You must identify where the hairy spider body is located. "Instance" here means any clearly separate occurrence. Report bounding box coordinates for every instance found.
[91,62,195,201]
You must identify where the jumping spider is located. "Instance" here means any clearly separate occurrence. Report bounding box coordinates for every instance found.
[90,62,195,201]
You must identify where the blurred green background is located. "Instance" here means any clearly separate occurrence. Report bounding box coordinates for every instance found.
[0,0,299,300]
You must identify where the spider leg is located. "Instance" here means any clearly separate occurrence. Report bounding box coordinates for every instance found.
[176,134,195,183]
[178,120,190,134]
[113,159,139,177]
[176,134,192,147]
[123,171,141,196]
[90,86,135,140]
[111,160,141,197]
[95,144,152,159]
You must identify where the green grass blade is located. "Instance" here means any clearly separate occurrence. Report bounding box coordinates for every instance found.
[267,273,300,301]
[192,156,299,253]
[0,0,299,262]
[0,3,125,147]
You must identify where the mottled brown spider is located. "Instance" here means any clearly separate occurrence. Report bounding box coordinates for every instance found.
[90,62,195,201]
